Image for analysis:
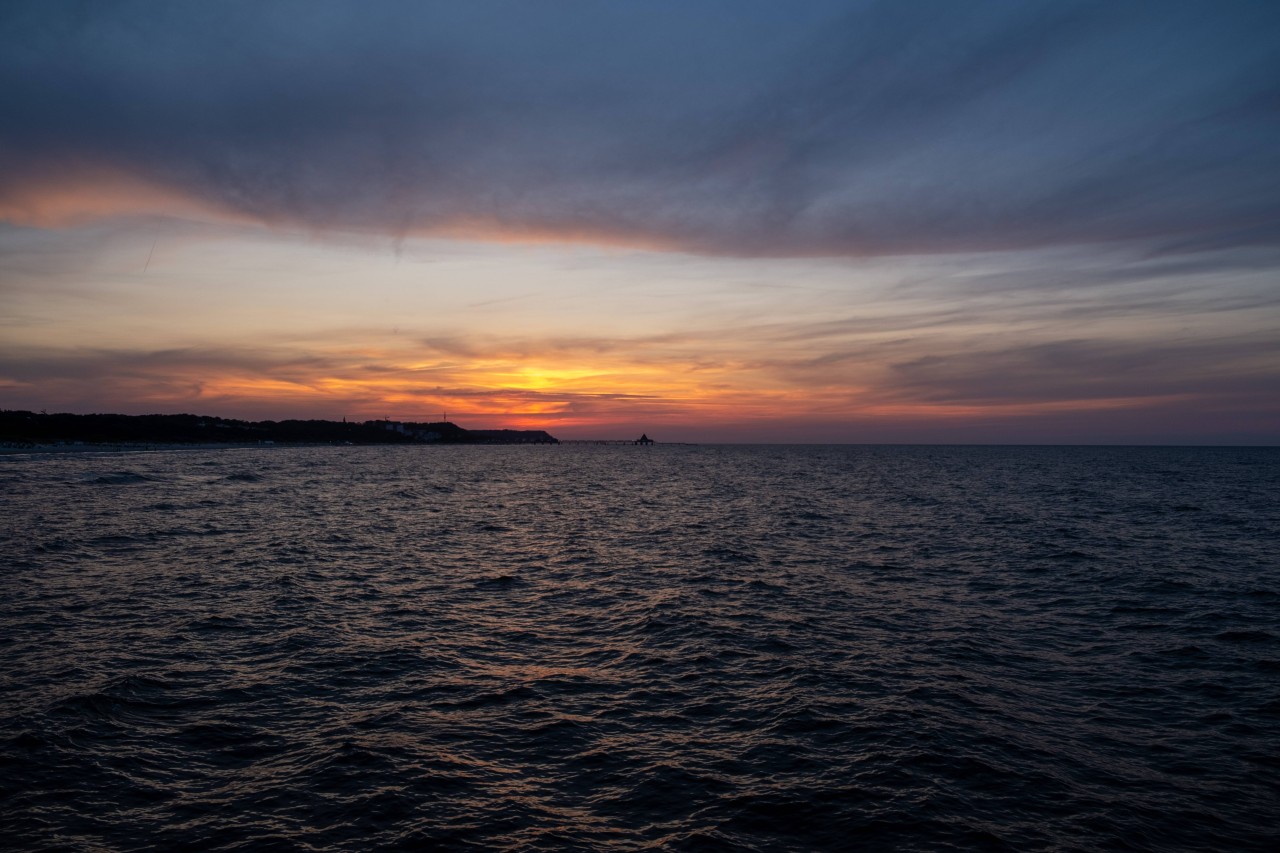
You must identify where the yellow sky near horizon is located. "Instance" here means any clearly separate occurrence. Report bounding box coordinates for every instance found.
[4,217,1276,443]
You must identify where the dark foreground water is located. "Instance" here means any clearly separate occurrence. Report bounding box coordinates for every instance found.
[1,445,1277,851]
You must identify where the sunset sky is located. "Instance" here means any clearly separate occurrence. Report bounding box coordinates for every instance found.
[2,1,1277,443]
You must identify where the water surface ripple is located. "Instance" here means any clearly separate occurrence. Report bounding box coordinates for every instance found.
[1,445,1277,851]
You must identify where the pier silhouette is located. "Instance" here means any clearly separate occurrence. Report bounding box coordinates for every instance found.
[561,434,656,446]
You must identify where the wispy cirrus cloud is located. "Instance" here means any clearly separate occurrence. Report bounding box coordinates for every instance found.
[3,306,1275,442]
[1,1,1277,257]
[1,3,1277,442]
[882,336,1280,406]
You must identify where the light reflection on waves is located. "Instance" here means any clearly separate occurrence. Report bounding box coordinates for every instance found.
[1,445,1278,851]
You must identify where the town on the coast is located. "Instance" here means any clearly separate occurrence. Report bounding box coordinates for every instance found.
[0,410,659,449]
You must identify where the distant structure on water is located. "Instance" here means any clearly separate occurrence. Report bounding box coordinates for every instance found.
[560,433,658,446]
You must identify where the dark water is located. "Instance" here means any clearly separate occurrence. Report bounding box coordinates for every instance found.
[1,445,1277,851]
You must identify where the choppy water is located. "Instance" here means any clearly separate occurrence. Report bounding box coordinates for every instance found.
[1,444,1277,851]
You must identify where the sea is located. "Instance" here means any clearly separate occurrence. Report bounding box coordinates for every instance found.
[1,444,1277,852]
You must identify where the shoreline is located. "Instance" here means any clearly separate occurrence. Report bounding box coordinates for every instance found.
[0,440,571,457]
[0,442,339,457]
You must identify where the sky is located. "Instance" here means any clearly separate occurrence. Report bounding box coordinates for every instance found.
[1,1,1277,443]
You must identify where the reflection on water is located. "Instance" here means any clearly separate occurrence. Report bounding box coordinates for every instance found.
[1,445,1278,850]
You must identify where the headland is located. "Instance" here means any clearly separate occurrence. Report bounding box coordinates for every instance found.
[0,410,558,451]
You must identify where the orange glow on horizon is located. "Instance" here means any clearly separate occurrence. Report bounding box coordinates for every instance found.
[0,170,687,255]
[0,171,256,230]
[4,339,1190,435]
[1,172,1254,442]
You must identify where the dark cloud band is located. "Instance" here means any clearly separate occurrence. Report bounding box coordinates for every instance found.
[2,0,1277,255]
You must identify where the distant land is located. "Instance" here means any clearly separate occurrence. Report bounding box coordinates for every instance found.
[0,410,558,448]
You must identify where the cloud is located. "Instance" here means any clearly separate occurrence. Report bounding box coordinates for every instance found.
[0,337,721,424]
[5,313,1275,440]
[884,335,1280,406]
[1,1,1277,256]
